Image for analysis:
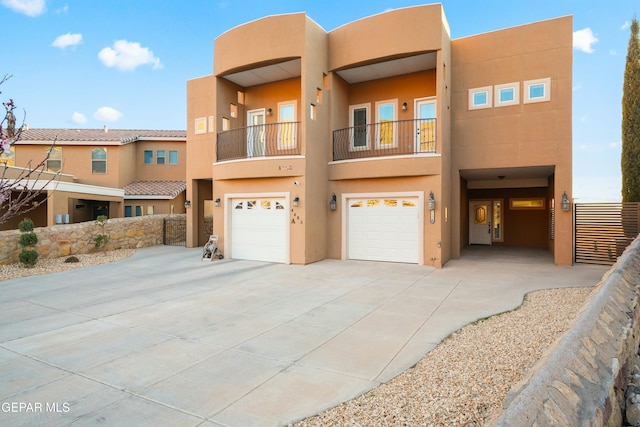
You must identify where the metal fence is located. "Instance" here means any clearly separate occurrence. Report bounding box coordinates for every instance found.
[575,202,639,265]
[163,216,186,246]
[216,122,301,162]
[333,118,436,161]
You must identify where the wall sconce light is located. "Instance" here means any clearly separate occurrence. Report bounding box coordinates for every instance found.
[428,191,436,224]
[293,196,300,207]
[267,108,273,116]
[214,198,221,207]
[402,102,408,111]
[561,191,571,212]
[184,200,191,209]
[330,193,337,211]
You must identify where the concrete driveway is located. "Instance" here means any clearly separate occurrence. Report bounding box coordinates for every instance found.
[0,246,608,426]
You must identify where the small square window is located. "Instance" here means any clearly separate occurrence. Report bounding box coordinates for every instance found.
[468,86,493,110]
[156,150,166,165]
[500,88,514,102]
[494,82,519,107]
[474,92,487,105]
[523,78,551,104]
[195,117,206,134]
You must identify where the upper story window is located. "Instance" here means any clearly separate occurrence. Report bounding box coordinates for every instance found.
[494,82,519,107]
[195,117,206,134]
[156,150,166,164]
[468,86,493,110]
[91,147,107,174]
[376,100,397,149]
[144,150,153,164]
[349,104,370,151]
[278,101,296,149]
[46,146,62,172]
[0,145,15,166]
[169,150,178,164]
[523,78,551,104]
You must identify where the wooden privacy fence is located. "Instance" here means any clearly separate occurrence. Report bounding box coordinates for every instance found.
[574,202,640,265]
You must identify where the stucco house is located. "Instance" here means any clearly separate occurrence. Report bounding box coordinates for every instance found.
[1,127,187,230]
[185,3,573,267]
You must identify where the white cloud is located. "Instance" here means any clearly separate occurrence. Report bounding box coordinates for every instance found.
[98,40,162,71]
[51,33,82,50]
[610,49,618,56]
[55,3,68,14]
[1,0,46,16]
[622,21,631,30]
[71,112,86,124]
[572,82,582,92]
[573,28,598,54]
[93,107,122,122]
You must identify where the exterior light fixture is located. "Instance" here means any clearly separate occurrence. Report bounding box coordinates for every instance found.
[428,191,436,224]
[214,198,221,207]
[330,193,337,211]
[267,108,273,116]
[561,191,571,212]
[293,196,300,207]
[402,102,408,111]
[184,200,191,209]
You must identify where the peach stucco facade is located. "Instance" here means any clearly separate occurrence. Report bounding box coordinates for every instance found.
[3,129,187,230]
[186,4,573,267]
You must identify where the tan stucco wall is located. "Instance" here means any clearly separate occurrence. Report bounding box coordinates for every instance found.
[328,4,445,70]
[450,16,573,265]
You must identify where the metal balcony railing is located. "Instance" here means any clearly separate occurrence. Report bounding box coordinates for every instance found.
[333,118,436,161]
[217,122,301,162]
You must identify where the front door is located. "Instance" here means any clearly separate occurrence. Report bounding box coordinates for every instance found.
[416,98,436,152]
[247,109,266,157]
[470,201,492,245]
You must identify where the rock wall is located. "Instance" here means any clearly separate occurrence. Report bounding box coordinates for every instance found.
[0,215,186,264]
[488,235,640,427]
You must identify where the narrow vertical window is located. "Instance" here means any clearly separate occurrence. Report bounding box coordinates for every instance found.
[156,150,166,164]
[376,100,397,148]
[144,150,153,164]
[169,150,178,164]
[278,102,296,149]
[350,104,369,150]
[46,146,62,172]
[91,147,107,174]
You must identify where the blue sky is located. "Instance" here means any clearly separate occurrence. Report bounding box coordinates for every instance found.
[1,0,637,202]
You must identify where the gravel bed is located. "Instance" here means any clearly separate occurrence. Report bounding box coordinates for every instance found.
[292,286,594,427]
[0,249,135,282]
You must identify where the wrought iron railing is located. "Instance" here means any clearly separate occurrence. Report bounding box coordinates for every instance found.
[333,118,436,161]
[217,122,301,162]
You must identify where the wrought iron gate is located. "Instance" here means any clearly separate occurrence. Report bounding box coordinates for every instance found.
[163,216,186,246]
[575,203,639,265]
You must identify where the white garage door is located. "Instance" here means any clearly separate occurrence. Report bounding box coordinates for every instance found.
[348,197,419,264]
[230,198,287,263]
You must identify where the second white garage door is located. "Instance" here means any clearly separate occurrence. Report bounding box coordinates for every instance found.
[348,197,420,264]
[230,198,288,263]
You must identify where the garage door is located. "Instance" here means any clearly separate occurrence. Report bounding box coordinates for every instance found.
[348,197,419,264]
[230,198,287,263]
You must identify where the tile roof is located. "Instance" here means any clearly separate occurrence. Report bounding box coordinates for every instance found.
[17,128,186,145]
[123,180,186,199]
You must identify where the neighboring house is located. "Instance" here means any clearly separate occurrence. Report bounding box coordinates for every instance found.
[0,127,187,230]
[185,4,573,267]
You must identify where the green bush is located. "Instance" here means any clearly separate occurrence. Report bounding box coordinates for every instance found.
[18,231,38,247]
[93,234,110,249]
[18,218,35,233]
[19,249,39,267]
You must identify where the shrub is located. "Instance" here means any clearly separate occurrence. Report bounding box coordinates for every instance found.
[18,249,38,267]
[18,218,35,233]
[18,232,38,247]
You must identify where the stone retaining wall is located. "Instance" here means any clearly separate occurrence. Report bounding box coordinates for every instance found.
[0,215,185,264]
[488,235,640,427]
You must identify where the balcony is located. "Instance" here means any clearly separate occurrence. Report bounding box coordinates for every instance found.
[333,118,436,161]
[217,122,301,162]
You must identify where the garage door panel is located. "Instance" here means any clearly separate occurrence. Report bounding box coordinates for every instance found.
[348,197,419,264]
[231,198,287,263]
